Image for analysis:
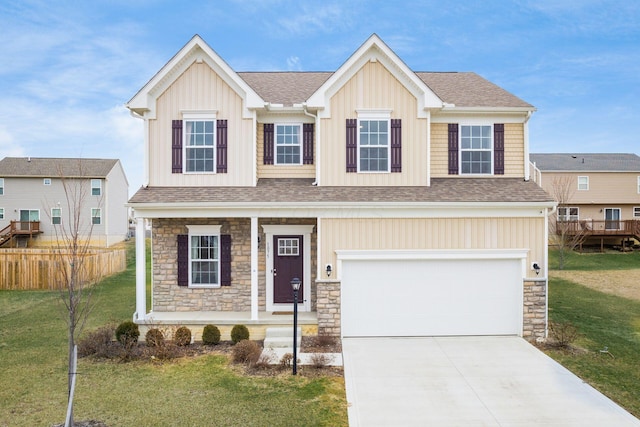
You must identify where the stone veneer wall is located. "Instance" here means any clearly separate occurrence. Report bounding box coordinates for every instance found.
[316,279,548,339]
[523,279,547,341]
[316,280,341,336]
[152,217,317,312]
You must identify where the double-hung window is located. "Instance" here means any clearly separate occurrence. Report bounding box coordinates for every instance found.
[91,208,101,225]
[51,208,61,225]
[578,176,589,191]
[91,179,101,196]
[634,207,640,218]
[184,114,216,173]
[0,208,4,220]
[0,178,4,195]
[188,225,221,287]
[275,124,302,165]
[460,125,492,174]
[358,112,390,172]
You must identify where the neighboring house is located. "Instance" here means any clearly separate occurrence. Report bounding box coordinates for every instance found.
[530,153,640,250]
[126,34,555,341]
[0,157,129,247]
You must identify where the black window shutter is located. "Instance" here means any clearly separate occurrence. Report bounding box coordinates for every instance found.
[390,119,402,172]
[220,234,231,286]
[216,120,228,173]
[448,123,459,175]
[177,234,188,286]
[494,124,504,175]
[263,123,274,165]
[346,119,357,172]
[303,123,314,165]
[172,120,183,173]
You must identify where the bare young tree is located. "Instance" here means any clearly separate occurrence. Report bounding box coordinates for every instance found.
[549,175,587,269]
[48,162,104,426]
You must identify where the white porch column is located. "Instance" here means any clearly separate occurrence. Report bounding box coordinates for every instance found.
[251,217,259,320]
[134,217,147,321]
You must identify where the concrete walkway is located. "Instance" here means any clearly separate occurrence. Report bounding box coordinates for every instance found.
[343,336,640,426]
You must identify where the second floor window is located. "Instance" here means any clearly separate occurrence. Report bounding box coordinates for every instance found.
[0,178,4,195]
[51,208,61,225]
[460,125,492,174]
[91,179,101,196]
[184,119,215,172]
[359,119,389,172]
[578,176,589,190]
[275,124,302,165]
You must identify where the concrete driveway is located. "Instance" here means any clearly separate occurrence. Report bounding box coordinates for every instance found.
[342,336,640,426]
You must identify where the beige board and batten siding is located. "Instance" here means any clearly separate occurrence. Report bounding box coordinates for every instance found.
[320,217,545,279]
[319,60,428,186]
[539,172,640,206]
[148,62,254,186]
[256,118,316,179]
[430,123,525,178]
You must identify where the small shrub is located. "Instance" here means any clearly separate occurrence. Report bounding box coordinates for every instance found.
[145,341,181,361]
[232,339,262,365]
[279,352,293,368]
[549,321,579,348]
[174,326,192,346]
[115,321,140,346]
[77,325,115,358]
[145,328,165,348]
[309,353,335,369]
[202,324,221,345]
[230,324,250,344]
[254,350,275,369]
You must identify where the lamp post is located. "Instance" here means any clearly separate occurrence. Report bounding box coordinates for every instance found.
[290,277,301,375]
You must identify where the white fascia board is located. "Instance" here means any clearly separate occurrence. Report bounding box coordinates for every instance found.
[127,201,555,219]
[307,34,442,119]
[336,248,529,261]
[126,35,264,119]
[431,110,534,124]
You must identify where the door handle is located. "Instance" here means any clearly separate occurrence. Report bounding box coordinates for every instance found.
[273,268,277,277]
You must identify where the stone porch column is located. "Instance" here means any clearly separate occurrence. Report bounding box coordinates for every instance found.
[134,217,146,321]
[251,217,259,320]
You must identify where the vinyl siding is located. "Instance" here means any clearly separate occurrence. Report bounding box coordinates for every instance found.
[540,172,640,205]
[431,123,525,177]
[256,122,316,179]
[321,217,545,279]
[319,61,428,186]
[149,62,254,186]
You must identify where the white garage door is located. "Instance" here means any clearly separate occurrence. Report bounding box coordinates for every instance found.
[341,256,523,337]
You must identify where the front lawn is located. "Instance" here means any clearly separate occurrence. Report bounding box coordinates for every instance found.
[0,240,347,427]
[547,250,640,418]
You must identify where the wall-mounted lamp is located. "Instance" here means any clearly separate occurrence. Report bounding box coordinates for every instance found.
[532,262,541,276]
[325,264,332,277]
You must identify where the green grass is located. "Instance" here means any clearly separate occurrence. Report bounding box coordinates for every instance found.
[0,240,347,427]
[549,248,640,270]
[547,251,640,417]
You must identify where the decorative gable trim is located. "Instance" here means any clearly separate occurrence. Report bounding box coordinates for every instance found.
[306,34,443,119]
[127,35,264,119]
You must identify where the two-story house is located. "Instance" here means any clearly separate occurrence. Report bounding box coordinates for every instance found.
[530,153,640,250]
[0,157,129,247]
[127,34,555,341]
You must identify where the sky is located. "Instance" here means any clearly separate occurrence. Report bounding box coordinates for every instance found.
[1,0,638,195]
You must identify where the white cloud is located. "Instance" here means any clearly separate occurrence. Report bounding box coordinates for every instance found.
[286,56,302,71]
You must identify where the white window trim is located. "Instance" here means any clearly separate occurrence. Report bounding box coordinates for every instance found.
[557,206,579,221]
[0,208,4,220]
[91,208,101,225]
[604,207,621,230]
[91,179,101,196]
[637,176,640,194]
[633,207,640,218]
[187,225,222,288]
[459,123,494,175]
[274,123,303,166]
[44,178,52,186]
[356,110,392,173]
[0,178,4,195]
[577,176,589,191]
[183,112,217,174]
[51,207,62,225]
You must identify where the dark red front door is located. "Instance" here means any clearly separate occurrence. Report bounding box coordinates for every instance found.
[273,235,303,303]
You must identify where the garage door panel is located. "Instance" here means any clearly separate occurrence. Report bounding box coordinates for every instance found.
[341,258,522,337]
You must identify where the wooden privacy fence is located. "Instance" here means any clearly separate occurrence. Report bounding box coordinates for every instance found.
[0,248,126,290]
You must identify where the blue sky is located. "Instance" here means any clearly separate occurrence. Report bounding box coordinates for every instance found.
[1,0,638,194]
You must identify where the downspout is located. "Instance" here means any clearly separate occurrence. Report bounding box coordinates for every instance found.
[523,110,533,182]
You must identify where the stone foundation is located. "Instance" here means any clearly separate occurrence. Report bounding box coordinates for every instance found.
[316,280,341,336]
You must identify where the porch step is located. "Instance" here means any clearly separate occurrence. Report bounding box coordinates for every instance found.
[263,326,301,349]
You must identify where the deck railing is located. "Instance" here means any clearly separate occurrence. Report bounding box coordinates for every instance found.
[556,219,640,237]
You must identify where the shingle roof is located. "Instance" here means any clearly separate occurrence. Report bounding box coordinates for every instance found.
[129,178,553,205]
[236,71,532,109]
[0,157,119,178]
[530,153,640,172]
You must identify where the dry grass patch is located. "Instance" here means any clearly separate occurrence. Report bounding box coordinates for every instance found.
[549,269,640,301]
